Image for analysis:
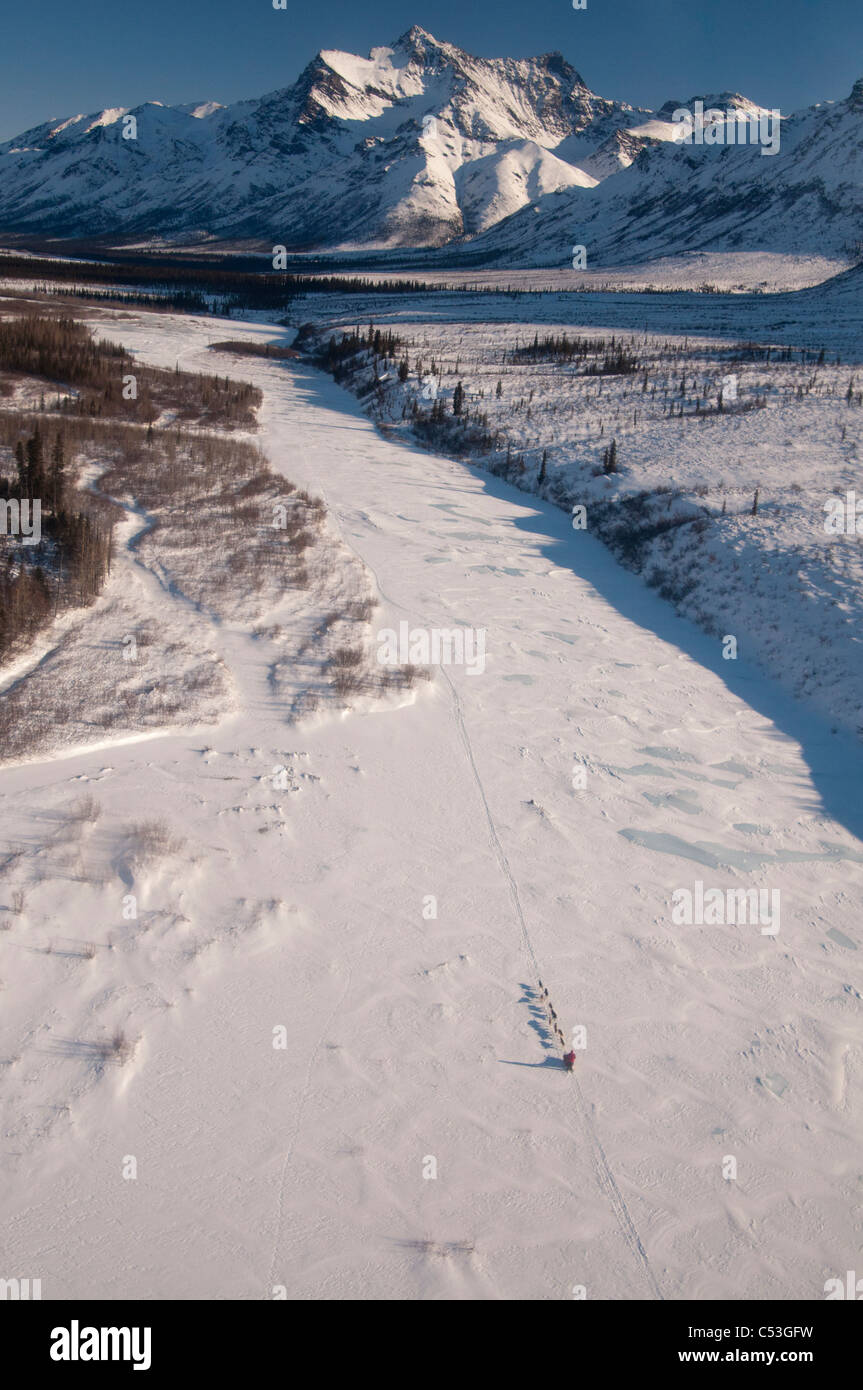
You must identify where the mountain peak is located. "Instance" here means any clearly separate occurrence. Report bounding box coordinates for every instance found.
[538,50,587,87]
[390,25,454,60]
[393,24,443,48]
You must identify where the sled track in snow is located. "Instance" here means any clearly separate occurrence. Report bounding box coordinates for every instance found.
[321,481,664,1301]
[441,666,664,1301]
[440,667,539,980]
[266,959,354,1294]
[569,1072,664,1299]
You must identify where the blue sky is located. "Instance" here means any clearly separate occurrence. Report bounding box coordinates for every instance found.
[1,0,858,140]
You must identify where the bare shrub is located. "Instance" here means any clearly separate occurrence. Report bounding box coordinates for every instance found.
[331,645,363,670]
[10,888,26,915]
[290,690,320,719]
[288,528,314,555]
[394,1238,475,1259]
[329,644,365,696]
[100,1029,136,1065]
[382,664,428,690]
[125,819,185,866]
[346,597,377,623]
[69,793,101,824]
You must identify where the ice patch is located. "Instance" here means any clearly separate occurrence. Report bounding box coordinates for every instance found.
[638,746,699,763]
[643,790,702,813]
[759,1074,789,1098]
[827,927,857,950]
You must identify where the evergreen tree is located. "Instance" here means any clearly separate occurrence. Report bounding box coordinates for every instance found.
[49,433,66,515]
[14,440,26,494]
[25,427,45,500]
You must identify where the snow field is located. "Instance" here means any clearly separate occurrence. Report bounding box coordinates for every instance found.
[2,307,861,1299]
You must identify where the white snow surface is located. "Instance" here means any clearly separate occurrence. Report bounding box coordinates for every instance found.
[1,309,862,1301]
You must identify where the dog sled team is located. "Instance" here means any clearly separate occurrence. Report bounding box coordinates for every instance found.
[537,978,576,1071]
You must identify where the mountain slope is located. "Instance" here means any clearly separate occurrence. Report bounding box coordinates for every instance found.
[442,82,863,268]
[0,28,655,248]
[0,28,860,269]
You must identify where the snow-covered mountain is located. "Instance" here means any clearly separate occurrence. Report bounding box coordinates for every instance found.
[0,26,639,247]
[0,27,664,248]
[454,80,863,269]
[0,26,861,267]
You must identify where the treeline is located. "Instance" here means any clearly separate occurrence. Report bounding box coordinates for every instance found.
[0,423,113,659]
[300,323,501,456]
[511,331,804,373]
[48,285,211,314]
[311,323,407,382]
[0,308,278,664]
[208,340,300,361]
[0,310,262,429]
[0,313,125,391]
[510,332,639,375]
[730,342,831,366]
[585,347,639,377]
[0,253,445,314]
[511,332,619,362]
